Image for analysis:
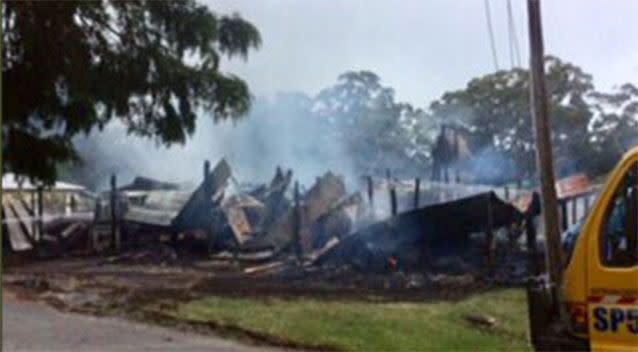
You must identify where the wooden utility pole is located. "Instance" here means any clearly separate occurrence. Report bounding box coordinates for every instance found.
[526,0,563,286]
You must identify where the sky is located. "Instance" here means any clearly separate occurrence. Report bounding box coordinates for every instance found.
[75,0,638,188]
[210,0,638,107]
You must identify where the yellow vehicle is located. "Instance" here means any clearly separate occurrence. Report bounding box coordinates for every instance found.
[529,146,638,351]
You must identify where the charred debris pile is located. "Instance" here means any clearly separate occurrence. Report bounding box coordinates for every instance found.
[5,159,542,287]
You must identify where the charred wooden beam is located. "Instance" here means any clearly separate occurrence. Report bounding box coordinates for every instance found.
[172,159,232,231]
[367,175,374,206]
[36,186,43,242]
[559,199,568,231]
[30,191,37,240]
[240,172,345,254]
[293,181,302,261]
[390,186,398,216]
[203,159,211,202]
[413,177,421,209]
[258,169,292,230]
[485,193,494,267]
[110,174,120,251]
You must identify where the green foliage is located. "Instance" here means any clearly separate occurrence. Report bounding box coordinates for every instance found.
[315,70,434,177]
[2,0,260,184]
[588,83,638,174]
[430,56,636,182]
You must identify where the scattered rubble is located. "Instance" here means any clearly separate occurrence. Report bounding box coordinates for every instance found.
[238,171,349,256]
[119,176,180,192]
[4,157,549,298]
[244,261,288,276]
[100,244,178,266]
[464,314,497,328]
[40,291,103,312]
[314,191,530,276]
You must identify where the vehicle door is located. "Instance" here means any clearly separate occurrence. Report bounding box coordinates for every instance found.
[587,160,638,352]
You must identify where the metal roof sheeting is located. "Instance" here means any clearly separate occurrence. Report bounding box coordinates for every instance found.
[2,173,86,192]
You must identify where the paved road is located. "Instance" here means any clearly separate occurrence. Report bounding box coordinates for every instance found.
[2,293,275,352]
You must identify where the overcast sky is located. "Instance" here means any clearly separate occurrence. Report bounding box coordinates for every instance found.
[209,0,638,107]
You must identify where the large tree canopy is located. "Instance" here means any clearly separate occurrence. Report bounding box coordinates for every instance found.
[314,71,434,177]
[429,56,637,183]
[2,0,261,183]
[588,83,638,173]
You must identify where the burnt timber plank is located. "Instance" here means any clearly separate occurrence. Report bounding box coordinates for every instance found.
[3,201,33,251]
[172,159,232,230]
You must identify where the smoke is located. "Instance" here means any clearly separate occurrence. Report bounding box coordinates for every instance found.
[71,92,358,191]
[463,146,518,185]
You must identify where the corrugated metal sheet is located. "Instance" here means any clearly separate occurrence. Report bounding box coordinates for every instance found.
[123,191,191,226]
[120,159,232,229]
[2,173,85,192]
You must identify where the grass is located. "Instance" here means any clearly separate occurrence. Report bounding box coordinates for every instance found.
[157,288,532,351]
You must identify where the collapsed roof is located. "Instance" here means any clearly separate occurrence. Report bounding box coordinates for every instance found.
[2,173,86,192]
[116,159,232,230]
[316,191,532,271]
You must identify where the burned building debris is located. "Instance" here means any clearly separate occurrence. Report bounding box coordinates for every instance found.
[315,192,533,274]
[2,174,95,256]
[119,176,180,192]
[3,157,585,290]
[430,124,472,183]
[238,171,348,256]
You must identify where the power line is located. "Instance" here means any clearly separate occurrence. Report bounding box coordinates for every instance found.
[483,0,499,71]
[507,0,522,67]
[506,0,515,68]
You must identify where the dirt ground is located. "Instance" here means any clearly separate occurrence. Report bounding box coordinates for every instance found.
[3,250,491,303]
[2,250,496,350]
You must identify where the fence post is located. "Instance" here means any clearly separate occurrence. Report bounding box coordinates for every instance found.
[293,181,302,261]
[92,198,101,252]
[30,191,37,240]
[203,159,211,199]
[485,193,494,268]
[390,186,398,216]
[367,176,374,206]
[559,199,568,231]
[110,174,119,251]
[413,178,421,209]
[36,186,44,243]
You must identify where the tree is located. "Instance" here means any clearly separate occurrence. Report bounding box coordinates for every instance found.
[430,56,601,183]
[2,0,261,183]
[59,91,329,190]
[588,83,638,174]
[314,71,432,177]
